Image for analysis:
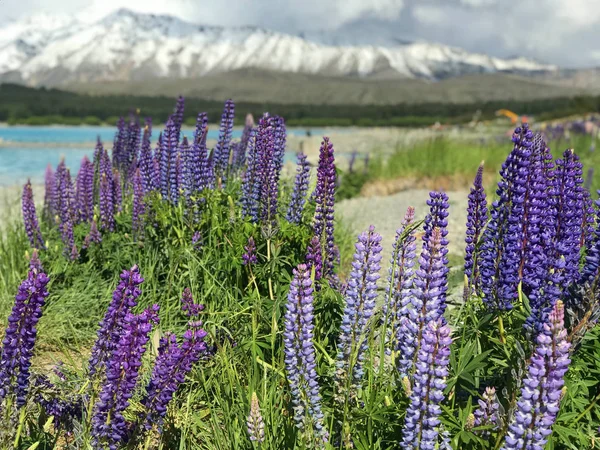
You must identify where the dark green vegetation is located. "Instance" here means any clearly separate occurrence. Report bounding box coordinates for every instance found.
[2,82,600,127]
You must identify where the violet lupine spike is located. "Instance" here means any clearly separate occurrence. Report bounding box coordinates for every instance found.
[170,152,184,204]
[272,116,286,180]
[29,249,43,274]
[286,152,311,224]
[69,244,79,261]
[284,264,328,443]
[75,156,94,223]
[0,270,50,407]
[255,116,282,229]
[241,128,259,219]
[160,118,179,201]
[43,164,55,220]
[247,392,265,443]
[141,320,207,432]
[180,288,204,317]
[138,121,154,194]
[478,124,534,311]
[336,226,382,390]
[213,99,235,185]
[190,112,209,192]
[123,116,141,182]
[172,96,185,141]
[583,193,600,282]
[236,113,254,168]
[92,138,103,202]
[397,227,448,378]
[59,218,75,258]
[580,188,595,250]
[112,169,122,213]
[473,387,501,437]
[92,306,159,449]
[242,237,257,265]
[53,160,67,224]
[464,163,488,291]
[22,180,44,249]
[88,265,144,376]
[312,137,337,280]
[305,236,324,282]
[83,219,102,249]
[132,168,145,238]
[99,174,115,232]
[400,320,451,450]
[501,301,571,450]
[192,231,203,251]
[384,207,416,358]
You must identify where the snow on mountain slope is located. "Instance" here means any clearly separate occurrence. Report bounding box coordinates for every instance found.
[0,8,558,86]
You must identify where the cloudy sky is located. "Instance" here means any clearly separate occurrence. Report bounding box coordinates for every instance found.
[1,0,598,68]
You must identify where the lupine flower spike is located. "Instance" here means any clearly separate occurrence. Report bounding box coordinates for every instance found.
[464,163,487,293]
[247,392,265,443]
[242,237,257,265]
[22,179,44,249]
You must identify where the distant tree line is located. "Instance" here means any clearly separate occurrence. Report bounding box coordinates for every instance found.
[1,83,599,127]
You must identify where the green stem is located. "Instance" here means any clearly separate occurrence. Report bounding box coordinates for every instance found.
[498,314,506,345]
[14,407,26,448]
[574,390,600,423]
[266,238,274,302]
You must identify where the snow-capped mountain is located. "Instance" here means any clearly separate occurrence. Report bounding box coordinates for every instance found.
[0,8,558,87]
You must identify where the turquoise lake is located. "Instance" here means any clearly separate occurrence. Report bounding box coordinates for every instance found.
[0,126,331,186]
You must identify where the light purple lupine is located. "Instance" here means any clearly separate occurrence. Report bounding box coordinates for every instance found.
[0,270,50,407]
[43,164,55,220]
[60,218,75,258]
[83,219,102,249]
[111,117,127,171]
[112,169,122,213]
[336,226,382,390]
[241,128,259,219]
[242,237,257,265]
[473,387,501,437]
[89,265,144,376]
[400,320,451,450]
[464,163,487,291]
[180,288,204,318]
[257,116,281,228]
[69,243,79,261]
[284,264,328,443]
[99,173,114,232]
[189,112,210,193]
[192,231,203,251]
[501,301,570,450]
[286,152,311,224]
[305,236,324,282]
[132,168,145,238]
[75,156,94,223]
[92,306,159,449]
[313,137,337,280]
[138,120,154,194]
[160,118,179,201]
[213,99,235,186]
[397,227,448,377]
[22,180,44,249]
[384,207,416,357]
[247,392,265,443]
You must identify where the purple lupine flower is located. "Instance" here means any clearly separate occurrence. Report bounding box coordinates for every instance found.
[54,161,75,225]
[313,137,337,280]
[112,116,128,171]
[43,164,55,220]
[583,193,600,282]
[99,174,114,232]
[305,236,324,281]
[336,226,382,389]
[170,152,184,204]
[141,320,207,431]
[247,392,265,443]
[235,113,254,169]
[284,264,328,442]
[138,120,154,194]
[0,270,50,407]
[132,168,145,238]
[397,227,448,377]
[213,99,235,185]
[189,112,210,193]
[180,288,204,317]
[92,306,159,449]
[83,219,102,249]
[348,150,358,173]
[92,138,103,202]
[172,96,185,140]
[69,244,79,261]
[400,320,451,450]
[192,231,203,251]
[241,128,259,219]
[160,118,179,200]
[22,179,44,249]
[464,163,488,291]
[257,116,282,229]
[123,115,141,183]
[60,218,75,258]
[478,124,534,310]
[473,387,501,437]
[29,248,43,274]
[384,207,417,357]
[75,156,94,223]
[112,169,122,213]
[286,152,311,224]
[89,265,144,376]
[241,236,258,265]
[501,301,571,450]
[580,188,595,250]
[272,115,286,180]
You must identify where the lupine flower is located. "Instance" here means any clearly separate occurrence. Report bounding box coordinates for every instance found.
[286,152,311,224]
[43,164,55,220]
[348,150,358,173]
[384,207,417,357]
[272,116,286,180]
[580,188,595,250]
[132,168,145,238]
[583,194,600,283]
[473,387,501,437]
[92,138,103,202]
[305,236,323,281]
[192,231,203,251]
[22,179,44,249]
[76,156,94,223]
[257,116,281,229]
[213,99,235,185]
[83,219,102,249]
[54,162,75,226]
[89,265,144,376]
[60,218,75,258]
[188,112,209,193]
[34,375,81,432]
[172,96,185,140]
[181,288,204,317]
[501,301,571,450]
[0,270,50,407]
[235,113,254,169]
[99,174,115,232]
[138,121,154,194]
[397,227,448,377]
[112,117,128,171]
[284,264,328,442]
[336,226,382,391]
[313,137,337,280]
[112,169,123,213]
[69,244,79,261]
[29,248,43,273]
[242,237,257,265]
[241,128,259,219]
[160,118,179,201]
[92,306,159,449]
[464,163,487,291]
[247,392,265,443]
[141,320,207,431]
[479,124,534,310]
[400,320,451,450]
